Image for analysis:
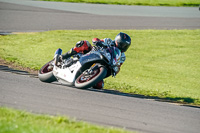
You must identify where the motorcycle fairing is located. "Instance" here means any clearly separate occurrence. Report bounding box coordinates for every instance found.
[52,47,121,85]
[78,51,106,72]
[79,51,103,66]
[53,61,82,83]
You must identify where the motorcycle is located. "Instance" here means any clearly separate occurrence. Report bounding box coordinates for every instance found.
[38,46,121,89]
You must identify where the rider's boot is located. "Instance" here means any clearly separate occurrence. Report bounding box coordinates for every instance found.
[93,80,104,89]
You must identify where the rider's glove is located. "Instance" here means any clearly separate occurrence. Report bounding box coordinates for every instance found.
[92,38,106,48]
[96,42,106,48]
[92,38,101,45]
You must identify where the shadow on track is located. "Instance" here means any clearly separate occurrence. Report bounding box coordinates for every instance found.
[84,87,200,109]
[1,64,199,109]
[51,80,200,109]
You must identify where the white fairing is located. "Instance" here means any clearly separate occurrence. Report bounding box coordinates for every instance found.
[53,61,82,83]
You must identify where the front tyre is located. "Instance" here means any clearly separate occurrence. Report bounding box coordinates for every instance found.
[75,66,107,89]
[38,60,57,83]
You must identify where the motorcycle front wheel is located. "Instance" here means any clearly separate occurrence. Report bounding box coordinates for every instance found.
[75,65,107,89]
[38,59,57,83]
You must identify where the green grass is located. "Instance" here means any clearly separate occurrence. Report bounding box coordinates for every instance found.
[42,0,200,7]
[0,107,131,133]
[0,29,200,105]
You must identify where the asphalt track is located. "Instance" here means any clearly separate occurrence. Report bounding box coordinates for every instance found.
[1,69,200,133]
[0,0,200,32]
[0,0,200,133]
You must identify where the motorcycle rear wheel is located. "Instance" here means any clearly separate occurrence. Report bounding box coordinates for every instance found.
[38,59,57,83]
[75,65,107,89]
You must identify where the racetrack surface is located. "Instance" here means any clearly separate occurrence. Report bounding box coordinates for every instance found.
[0,70,200,133]
[0,0,200,133]
[0,0,200,33]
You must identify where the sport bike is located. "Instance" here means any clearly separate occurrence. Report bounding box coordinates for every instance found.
[38,46,121,89]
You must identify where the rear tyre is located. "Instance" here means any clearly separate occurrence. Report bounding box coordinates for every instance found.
[38,60,57,83]
[75,65,107,89]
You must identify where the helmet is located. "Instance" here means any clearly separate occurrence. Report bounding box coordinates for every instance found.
[114,32,131,52]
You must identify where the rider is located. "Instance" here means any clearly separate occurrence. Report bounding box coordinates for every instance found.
[57,32,131,89]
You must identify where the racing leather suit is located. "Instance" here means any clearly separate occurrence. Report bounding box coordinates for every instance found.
[61,38,126,89]
[62,38,126,68]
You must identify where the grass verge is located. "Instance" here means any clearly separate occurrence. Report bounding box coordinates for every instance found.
[0,29,200,105]
[42,0,200,7]
[0,107,131,133]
